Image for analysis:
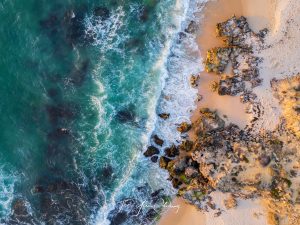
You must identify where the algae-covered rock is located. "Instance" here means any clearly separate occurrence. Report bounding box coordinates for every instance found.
[205,47,232,74]
[179,140,194,152]
[159,156,171,169]
[216,16,250,38]
[177,122,192,133]
[190,74,200,88]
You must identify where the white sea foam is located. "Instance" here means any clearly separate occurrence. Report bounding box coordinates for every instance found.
[93,1,208,224]
[84,6,128,52]
[0,166,19,219]
[151,0,207,148]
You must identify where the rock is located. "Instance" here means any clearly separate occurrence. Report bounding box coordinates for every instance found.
[185,20,197,34]
[140,6,150,22]
[164,145,179,158]
[218,75,245,96]
[151,156,158,163]
[46,104,77,123]
[185,167,198,178]
[153,135,164,146]
[116,106,136,123]
[159,156,171,169]
[144,146,159,157]
[216,16,250,39]
[32,185,45,193]
[177,122,192,133]
[39,14,59,29]
[158,113,170,120]
[179,140,194,152]
[101,164,114,179]
[145,208,158,221]
[12,199,29,216]
[194,108,225,135]
[110,211,128,225]
[205,47,232,74]
[259,155,271,167]
[258,28,269,38]
[171,178,182,189]
[224,194,237,209]
[190,74,200,88]
[69,59,90,86]
[94,7,110,20]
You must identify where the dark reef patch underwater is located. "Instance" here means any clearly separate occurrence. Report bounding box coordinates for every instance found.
[0,0,196,224]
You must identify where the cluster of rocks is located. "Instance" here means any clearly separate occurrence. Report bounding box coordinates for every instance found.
[205,16,264,97]
[158,107,299,216]
[271,75,300,138]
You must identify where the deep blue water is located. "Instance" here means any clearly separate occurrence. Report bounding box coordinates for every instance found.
[0,0,203,224]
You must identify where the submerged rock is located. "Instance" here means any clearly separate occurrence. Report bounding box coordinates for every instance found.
[93,6,110,20]
[69,59,90,86]
[116,106,136,124]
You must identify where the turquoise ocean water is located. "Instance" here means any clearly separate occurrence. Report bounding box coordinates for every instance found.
[0,0,205,224]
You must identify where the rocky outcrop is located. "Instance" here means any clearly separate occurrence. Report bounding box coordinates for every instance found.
[271,75,300,138]
[205,47,232,74]
[205,16,263,97]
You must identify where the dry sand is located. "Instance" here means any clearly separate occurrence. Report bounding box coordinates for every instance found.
[159,0,276,224]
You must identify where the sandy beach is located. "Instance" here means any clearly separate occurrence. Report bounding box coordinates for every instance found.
[158,0,300,224]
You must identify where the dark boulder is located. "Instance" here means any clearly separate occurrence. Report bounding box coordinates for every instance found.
[164,145,179,157]
[145,208,158,221]
[158,113,170,120]
[144,146,159,157]
[151,156,158,163]
[153,135,164,146]
[185,21,197,34]
[110,211,128,225]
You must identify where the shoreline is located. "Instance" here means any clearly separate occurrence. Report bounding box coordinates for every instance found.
[158,0,300,225]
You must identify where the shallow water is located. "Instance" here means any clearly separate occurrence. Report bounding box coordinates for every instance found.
[0,0,205,224]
